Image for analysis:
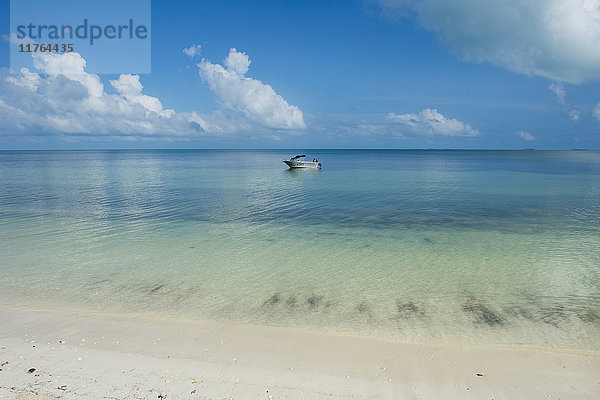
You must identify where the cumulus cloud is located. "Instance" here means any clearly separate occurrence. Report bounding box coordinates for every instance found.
[516,130,537,141]
[198,48,305,130]
[110,74,174,117]
[0,52,212,138]
[5,67,40,90]
[376,0,600,83]
[387,108,479,136]
[1,49,305,139]
[224,48,250,74]
[182,44,202,58]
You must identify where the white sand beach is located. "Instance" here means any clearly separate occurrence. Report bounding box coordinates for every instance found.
[1,309,598,400]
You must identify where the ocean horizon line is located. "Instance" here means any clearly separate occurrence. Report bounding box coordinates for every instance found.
[0,147,597,152]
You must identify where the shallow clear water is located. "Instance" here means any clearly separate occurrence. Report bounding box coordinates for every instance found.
[1,150,599,349]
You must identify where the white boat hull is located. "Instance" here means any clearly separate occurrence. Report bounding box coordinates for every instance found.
[283,160,321,168]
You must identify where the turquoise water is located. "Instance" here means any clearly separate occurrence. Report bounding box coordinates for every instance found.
[1,150,599,349]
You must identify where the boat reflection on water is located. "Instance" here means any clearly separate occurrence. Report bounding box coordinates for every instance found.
[283,167,321,178]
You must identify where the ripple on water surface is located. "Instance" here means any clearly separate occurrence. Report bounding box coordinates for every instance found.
[0,150,599,350]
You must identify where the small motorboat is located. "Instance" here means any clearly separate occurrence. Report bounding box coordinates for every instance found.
[283,155,322,169]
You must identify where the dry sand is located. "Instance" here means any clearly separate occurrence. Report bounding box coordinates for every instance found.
[0,309,598,399]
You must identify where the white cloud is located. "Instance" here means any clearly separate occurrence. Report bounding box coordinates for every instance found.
[183,44,202,58]
[224,48,250,74]
[3,32,34,45]
[198,48,306,130]
[387,108,479,136]
[0,52,209,138]
[5,67,40,90]
[376,0,600,83]
[548,82,566,105]
[1,50,306,140]
[516,130,537,141]
[34,52,104,98]
[548,82,581,120]
[593,103,600,121]
[110,74,174,117]
[569,109,581,121]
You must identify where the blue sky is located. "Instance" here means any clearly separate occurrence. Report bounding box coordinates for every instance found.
[1,0,599,149]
